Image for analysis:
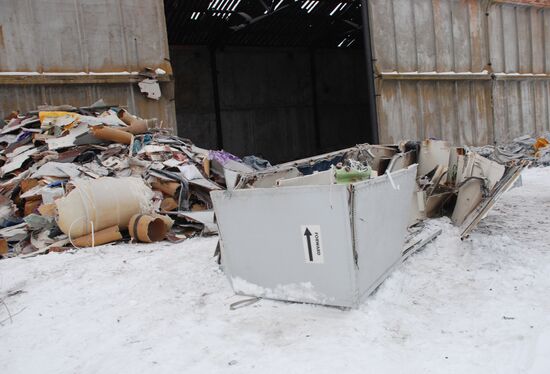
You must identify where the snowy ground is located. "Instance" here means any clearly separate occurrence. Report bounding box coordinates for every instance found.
[1,168,549,374]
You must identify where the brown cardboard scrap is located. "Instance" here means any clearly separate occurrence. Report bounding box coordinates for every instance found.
[90,125,133,145]
[72,225,123,248]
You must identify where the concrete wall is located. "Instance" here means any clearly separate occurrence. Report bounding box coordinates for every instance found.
[171,46,369,163]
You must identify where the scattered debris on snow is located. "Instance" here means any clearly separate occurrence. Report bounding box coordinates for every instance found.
[1,168,549,373]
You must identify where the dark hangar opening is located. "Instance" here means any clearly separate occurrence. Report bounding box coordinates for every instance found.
[164,0,376,163]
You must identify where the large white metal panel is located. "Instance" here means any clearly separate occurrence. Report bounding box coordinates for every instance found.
[353,165,418,300]
[212,184,357,307]
[212,166,418,308]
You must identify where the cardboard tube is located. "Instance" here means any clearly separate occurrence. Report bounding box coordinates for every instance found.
[128,214,168,243]
[151,180,180,197]
[117,109,158,135]
[90,125,133,145]
[72,225,122,247]
[122,119,148,135]
[160,197,178,211]
[117,109,136,126]
[152,214,174,231]
[56,177,153,238]
[202,158,210,177]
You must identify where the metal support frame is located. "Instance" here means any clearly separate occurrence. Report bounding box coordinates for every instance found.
[0,72,172,85]
[360,0,379,144]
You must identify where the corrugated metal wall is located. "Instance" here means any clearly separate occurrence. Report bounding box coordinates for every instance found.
[0,0,175,130]
[489,3,550,142]
[369,0,550,145]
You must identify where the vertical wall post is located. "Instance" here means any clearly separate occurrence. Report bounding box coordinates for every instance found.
[360,0,380,144]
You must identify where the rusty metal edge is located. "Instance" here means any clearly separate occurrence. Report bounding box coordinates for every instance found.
[378,72,492,81]
[490,0,550,9]
[493,73,550,81]
[0,74,173,85]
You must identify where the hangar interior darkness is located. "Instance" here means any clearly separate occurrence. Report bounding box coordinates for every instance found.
[164,0,376,163]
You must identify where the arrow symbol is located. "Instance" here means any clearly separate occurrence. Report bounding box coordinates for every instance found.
[304,228,313,262]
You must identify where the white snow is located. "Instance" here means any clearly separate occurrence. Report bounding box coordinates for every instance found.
[1,168,550,374]
[231,277,335,305]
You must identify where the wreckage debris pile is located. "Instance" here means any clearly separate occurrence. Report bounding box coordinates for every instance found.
[1,98,547,261]
[0,101,267,258]
[473,133,550,166]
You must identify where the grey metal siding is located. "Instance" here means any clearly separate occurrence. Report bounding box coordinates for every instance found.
[489,3,550,139]
[369,0,550,145]
[377,79,493,144]
[370,0,489,73]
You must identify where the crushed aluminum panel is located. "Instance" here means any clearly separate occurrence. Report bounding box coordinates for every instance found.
[353,165,417,299]
[386,150,415,173]
[276,145,358,169]
[425,192,454,218]
[447,147,465,184]
[417,139,451,176]
[402,225,443,261]
[239,167,301,189]
[409,189,427,225]
[177,210,218,234]
[276,170,334,187]
[212,184,357,307]
[221,160,255,190]
[460,161,529,239]
[452,153,506,225]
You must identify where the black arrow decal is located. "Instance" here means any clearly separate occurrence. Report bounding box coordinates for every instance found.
[304,228,313,262]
